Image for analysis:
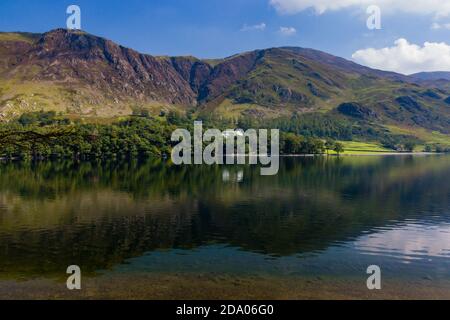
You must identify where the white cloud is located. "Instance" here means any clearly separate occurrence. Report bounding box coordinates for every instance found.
[279,26,297,36]
[269,0,450,17]
[352,38,450,75]
[241,23,266,32]
[431,22,450,30]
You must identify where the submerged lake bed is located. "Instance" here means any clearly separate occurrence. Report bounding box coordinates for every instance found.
[0,155,449,299]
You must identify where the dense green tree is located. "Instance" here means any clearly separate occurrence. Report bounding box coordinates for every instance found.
[404,141,416,152]
[333,142,345,156]
[325,139,336,155]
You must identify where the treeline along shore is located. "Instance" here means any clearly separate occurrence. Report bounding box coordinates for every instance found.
[0,111,449,161]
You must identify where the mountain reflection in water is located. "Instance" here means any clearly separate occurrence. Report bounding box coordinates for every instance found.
[0,155,449,282]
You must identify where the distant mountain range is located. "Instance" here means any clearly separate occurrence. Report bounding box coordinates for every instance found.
[410,72,450,82]
[0,29,449,144]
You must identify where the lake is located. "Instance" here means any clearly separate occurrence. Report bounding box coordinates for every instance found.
[0,155,449,299]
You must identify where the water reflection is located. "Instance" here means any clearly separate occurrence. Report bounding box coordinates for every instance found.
[0,155,449,280]
[222,169,244,183]
[355,223,450,262]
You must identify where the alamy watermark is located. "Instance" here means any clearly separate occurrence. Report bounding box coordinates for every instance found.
[366,265,382,290]
[171,122,280,176]
[367,5,382,30]
[66,265,81,290]
[66,5,81,30]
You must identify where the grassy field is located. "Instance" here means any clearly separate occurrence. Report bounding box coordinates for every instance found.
[330,141,395,155]
[385,125,450,148]
[0,32,40,44]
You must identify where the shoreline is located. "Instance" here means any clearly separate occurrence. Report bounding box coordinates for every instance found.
[0,152,446,162]
[1,273,449,300]
[280,152,443,157]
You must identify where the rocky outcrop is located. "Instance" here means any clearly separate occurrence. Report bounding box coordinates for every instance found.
[337,102,378,119]
[419,89,441,100]
[395,96,425,113]
[169,57,212,94]
[445,96,450,105]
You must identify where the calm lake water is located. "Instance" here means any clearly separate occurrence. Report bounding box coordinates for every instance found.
[0,155,449,299]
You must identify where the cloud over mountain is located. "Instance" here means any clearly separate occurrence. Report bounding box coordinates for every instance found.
[352,38,450,75]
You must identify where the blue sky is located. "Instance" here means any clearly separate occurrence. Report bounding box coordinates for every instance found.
[0,0,449,74]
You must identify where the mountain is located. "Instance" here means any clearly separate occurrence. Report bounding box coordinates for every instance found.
[410,72,450,81]
[1,29,450,145]
[0,29,198,118]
